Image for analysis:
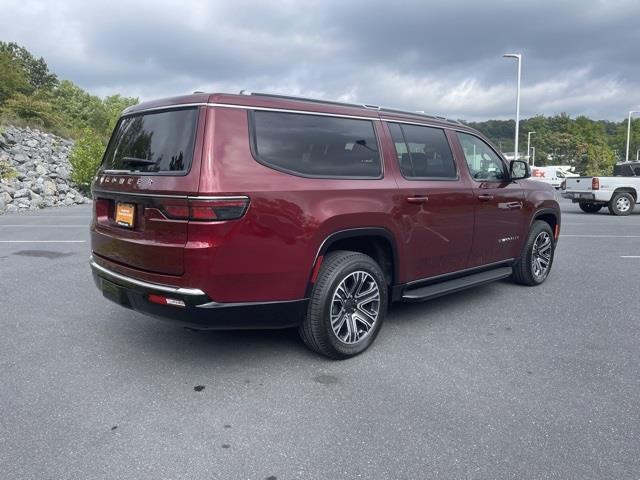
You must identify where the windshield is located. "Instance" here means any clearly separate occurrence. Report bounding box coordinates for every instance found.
[101,107,198,174]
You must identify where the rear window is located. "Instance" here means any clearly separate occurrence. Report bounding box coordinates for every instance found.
[249,111,382,178]
[101,108,198,174]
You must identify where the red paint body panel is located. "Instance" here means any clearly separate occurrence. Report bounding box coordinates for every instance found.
[90,93,561,306]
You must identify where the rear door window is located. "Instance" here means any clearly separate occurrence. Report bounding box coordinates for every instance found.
[101,107,198,174]
[387,123,457,179]
[249,111,382,178]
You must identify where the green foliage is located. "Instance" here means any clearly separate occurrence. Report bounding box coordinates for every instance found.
[0,42,138,143]
[0,42,58,92]
[69,129,106,195]
[3,92,62,130]
[0,50,31,103]
[468,113,635,175]
[0,158,17,180]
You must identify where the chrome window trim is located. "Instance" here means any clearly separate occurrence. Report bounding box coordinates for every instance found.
[92,189,249,201]
[121,102,473,132]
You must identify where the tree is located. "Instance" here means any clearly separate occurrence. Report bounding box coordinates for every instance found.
[69,129,106,194]
[0,41,58,92]
[0,50,30,104]
[103,94,139,131]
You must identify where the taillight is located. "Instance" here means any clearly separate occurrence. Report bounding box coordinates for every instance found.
[188,197,250,221]
[159,196,250,221]
[592,178,600,190]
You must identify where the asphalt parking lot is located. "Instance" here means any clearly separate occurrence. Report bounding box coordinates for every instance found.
[1,199,639,479]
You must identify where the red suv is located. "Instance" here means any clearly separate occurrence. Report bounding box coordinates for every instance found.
[90,92,560,358]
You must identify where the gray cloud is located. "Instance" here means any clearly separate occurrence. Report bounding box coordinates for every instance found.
[2,0,640,120]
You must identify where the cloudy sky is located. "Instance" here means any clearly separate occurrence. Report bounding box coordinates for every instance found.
[2,0,639,121]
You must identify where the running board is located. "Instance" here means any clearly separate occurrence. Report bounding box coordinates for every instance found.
[401,267,513,302]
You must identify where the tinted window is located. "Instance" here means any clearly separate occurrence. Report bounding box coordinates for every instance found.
[388,123,457,179]
[101,108,198,174]
[250,111,381,178]
[458,132,507,181]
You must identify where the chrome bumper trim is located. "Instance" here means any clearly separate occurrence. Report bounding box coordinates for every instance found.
[90,256,206,296]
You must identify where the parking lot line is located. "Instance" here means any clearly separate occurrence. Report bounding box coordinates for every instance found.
[0,216,90,220]
[0,225,87,227]
[0,240,86,243]
[620,256,640,258]
[561,234,640,238]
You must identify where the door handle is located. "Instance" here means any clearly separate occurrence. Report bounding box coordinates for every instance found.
[506,201,523,210]
[406,196,428,204]
[477,194,494,201]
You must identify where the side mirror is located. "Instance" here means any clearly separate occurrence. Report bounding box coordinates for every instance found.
[510,160,530,180]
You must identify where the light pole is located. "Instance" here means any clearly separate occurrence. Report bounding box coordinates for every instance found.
[637,149,639,161]
[625,110,639,162]
[527,131,535,165]
[531,146,536,167]
[503,53,522,160]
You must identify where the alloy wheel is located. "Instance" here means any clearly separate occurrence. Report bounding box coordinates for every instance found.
[531,231,552,280]
[330,271,380,344]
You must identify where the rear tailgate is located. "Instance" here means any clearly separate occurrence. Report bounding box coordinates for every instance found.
[564,177,592,191]
[91,106,206,276]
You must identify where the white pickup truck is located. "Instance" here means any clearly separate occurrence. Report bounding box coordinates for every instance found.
[561,162,640,216]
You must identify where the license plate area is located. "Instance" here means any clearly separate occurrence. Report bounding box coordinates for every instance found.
[115,202,136,228]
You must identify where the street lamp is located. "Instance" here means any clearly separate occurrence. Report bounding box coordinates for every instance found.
[503,53,522,160]
[625,110,639,162]
[637,149,639,161]
[531,146,536,167]
[527,131,535,165]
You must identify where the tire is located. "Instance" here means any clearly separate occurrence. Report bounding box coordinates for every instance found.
[299,251,388,359]
[511,220,555,286]
[608,192,635,216]
[579,202,602,213]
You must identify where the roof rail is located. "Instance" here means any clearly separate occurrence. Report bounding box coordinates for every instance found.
[244,91,461,124]
[247,91,373,110]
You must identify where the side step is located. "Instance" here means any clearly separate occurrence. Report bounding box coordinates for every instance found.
[401,267,513,302]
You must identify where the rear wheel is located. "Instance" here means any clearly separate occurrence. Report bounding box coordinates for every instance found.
[512,220,555,286]
[579,202,602,213]
[608,192,634,216]
[299,251,387,359]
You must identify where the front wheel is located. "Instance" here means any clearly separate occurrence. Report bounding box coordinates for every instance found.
[512,220,555,286]
[608,192,635,216]
[579,202,602,213]
[299,251,388,359]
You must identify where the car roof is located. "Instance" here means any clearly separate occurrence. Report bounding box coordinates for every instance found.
[124,91,467,130]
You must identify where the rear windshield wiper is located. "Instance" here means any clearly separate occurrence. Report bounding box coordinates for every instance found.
[120,157,156,167]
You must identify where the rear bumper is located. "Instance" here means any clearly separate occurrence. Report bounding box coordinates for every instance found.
[561,191,610,202]
[90,257,307,329]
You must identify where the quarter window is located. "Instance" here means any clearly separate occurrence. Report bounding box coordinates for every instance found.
[250,111,382,178]
[458,132,508,181]
[387,123,457,179]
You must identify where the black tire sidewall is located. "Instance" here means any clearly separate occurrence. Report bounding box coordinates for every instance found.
[579,202,602,213]
[522,221,555,285]
[609,193,634,216]
[314,253,388,358]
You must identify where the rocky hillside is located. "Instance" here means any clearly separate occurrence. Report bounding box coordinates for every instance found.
[0,125,91,214]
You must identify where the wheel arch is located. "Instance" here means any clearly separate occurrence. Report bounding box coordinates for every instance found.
[612,187,637,201]
[531,208,559,239]
[306,228,399,296]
